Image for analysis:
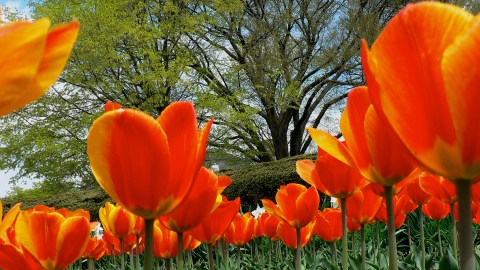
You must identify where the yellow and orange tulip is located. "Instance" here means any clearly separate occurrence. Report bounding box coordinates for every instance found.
[0,18,79,116]
[87,101,213,219]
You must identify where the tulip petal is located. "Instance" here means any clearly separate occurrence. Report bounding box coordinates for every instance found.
[296,160,326,192]
[442,15,480,178]
[87,109,171,219]
[365,2,473,175]
[0,19,49,116]
[56,216,90,268]
[35,20,80,90]
[307,127,354,166]
[157,102,198,206]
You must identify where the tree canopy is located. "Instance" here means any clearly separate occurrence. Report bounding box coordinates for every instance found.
[2,0,478,189]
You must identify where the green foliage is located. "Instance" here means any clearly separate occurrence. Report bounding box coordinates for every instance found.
[222,153,316,208]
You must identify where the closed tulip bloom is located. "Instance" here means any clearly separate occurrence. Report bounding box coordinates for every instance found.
[14,209,91,270]
[276,220,315,249]
[224,212,256,246]
[314,208,342,242]
[261,183,319,229]
[362,2,480,181]
[376,197,406,229]
[422,197,450,221]
[189,197,241,244]
[0,18,79,116]
[346,186,382,226]
[87,101,213,219]
[258,212,281,240]
[159,167,221,233]
[307,86,416,187]
[419,173,456,204]
[396,192,418,215]
[99,202,136,238]
[404,175,431,206]
[297,147,364,199]
[82,237,105,261]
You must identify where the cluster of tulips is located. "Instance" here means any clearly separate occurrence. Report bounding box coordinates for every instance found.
[1,1,480,269]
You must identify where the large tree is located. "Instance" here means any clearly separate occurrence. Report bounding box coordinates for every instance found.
[188,0,411,162]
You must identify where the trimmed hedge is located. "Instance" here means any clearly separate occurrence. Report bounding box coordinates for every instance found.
[222,153,316,210]
[2,154,317,221]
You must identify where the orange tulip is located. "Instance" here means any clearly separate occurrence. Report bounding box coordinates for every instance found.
[362,2,480,181]
[189,197,241,244]
[261,183,319,229]
[224,212,256,246]
[419,173,456,204]
[422,197,450,221]
[14,208,91,270]
[99,202,136,238]
[276,220,315,249]
[403,175,431,206]
[159,167,224,233]
[307,86,416,187]
[258,212,281,240]
[345,186,382,226]
[296,147,364,199]
[376,197,406,229]
[87,101,213,219]
[396,192,418,215]
[153,220,185,259]
[82,237,105,261]
[0,18,79,116]
[314,208,342,242]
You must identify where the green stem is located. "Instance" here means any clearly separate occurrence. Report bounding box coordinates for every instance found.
[237,245,241,270]
[407,215,412,253]
[384,186,398,270]
[456,181,474,269]
[376,221,381,265]
[129,246,134,269]
[295,227,301,270]
[144,219,154,270]
[419,208,425,270]
[166,258,172,270]
[120,237,125,270]
[177,232,184,270]
[207,244,215,270]
[330,241,337,268]
[135,234,140,270]
[341,198,348,270]
[437,220,443,257]
[450,202,459,263]
[361,224,366,270]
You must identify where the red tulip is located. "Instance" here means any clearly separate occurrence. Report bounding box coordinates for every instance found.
[224,212,256,246]
[422,197,450,221]
[261,183,319,229]
[276,220,315,249]
[314,208,342,242]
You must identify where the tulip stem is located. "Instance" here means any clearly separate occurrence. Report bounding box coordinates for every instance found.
[135,234,141,270]
[419,208,425,270]
[456,180,474,269]
[361,224,366,270]
[449,202,458,262]
[330,241,337,268]
[144,218,154,270]
[237,245,241,270]
[384,186,398,270]
[295,228,301,270]
[341,198,348,270]
[437,220,443,257]
[120,237,125,270]
[177,232,184,270]
[208,243,215,270]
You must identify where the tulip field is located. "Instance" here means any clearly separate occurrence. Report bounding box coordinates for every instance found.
[2,1,480,270]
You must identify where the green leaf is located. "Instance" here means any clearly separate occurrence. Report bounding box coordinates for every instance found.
[439,252,459,270]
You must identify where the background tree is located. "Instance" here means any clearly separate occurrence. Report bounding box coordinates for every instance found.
[188,0,411,162]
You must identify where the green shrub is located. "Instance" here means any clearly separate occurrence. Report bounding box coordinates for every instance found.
[222,153,316,210]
